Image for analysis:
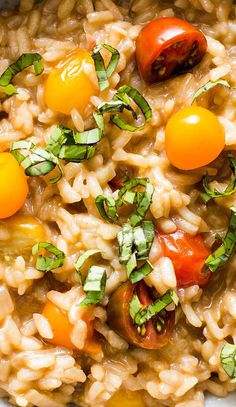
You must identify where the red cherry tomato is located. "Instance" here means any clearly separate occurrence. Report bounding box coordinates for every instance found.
[107,281,175,350]
[136,17,207,83]
[156,229,211,287]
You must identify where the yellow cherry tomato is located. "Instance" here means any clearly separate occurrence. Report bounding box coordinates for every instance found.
[42,301,101,354]
[44,48,98,116]
[0,153,28,219]
[107,389,145,407]
[165,106,225,170]
[0,215,45,256]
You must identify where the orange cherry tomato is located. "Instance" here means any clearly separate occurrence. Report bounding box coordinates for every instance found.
[42,301,101,354]
[0,215,45,256]
[165,106,225,170]
[107,281,175,350]
[44,48,98,116]
[156,229,211,287]
[107,389,145,407]
[0,153,28,219]
[136,17,207,83]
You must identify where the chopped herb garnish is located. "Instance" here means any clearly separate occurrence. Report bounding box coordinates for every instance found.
[11,140,63,184]
[74,249,101,285]
[221,343,236,382]
[201,154,236,203]
[95,195,118,223]
[32,242,65,272]
[118,221,154,283]
[192,79,230,103]
[117,178,154,227]
[129,289,179,326]
[46,112,104,163]
[98,85,152,132]
[0,53,44,96]
[81,265,107,306]
[92,44,120,91]
[205,208,236,272]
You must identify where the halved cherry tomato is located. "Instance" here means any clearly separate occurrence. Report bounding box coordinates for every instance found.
[165,106,225,170]
[107,389,145,407]
[107,281,175,350]
[0,153,28,219]
[136,17,207,83]
[0,215,45,256]
[44,48,98,115]
[42,301,101,354]
[156,229,211,287]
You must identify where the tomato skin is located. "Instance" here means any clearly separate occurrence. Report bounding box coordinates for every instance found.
[0,153,28,219]
[156,229,211,288]
[44,48,98,116]
[136,17,207,83]
[165,106,225,170]
[107,281,175,350]
[42,302,101,354]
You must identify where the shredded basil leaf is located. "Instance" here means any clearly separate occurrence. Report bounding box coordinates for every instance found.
[98,85,152,132]
[117,223,133,264]
[81,265,107,306]
[129,260,153,284]
[192,79,231,103]
[32,242,65,272]
[117,178,154,227]
[201,154,236,203]
[95,195,118,223]
[74,249,101,285]
[129,294,142,321]
[205,208,236,272]
[0,53,43,96]
[92,44,120,91]
[131,290,179,326]
[221,343,236,382]
[11,140,63,184]
[47,113,104,163]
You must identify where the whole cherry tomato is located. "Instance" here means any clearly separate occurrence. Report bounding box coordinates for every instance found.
[107,281,175,350]
[165,106,225,170]
[136,17,207,83]
[156,229,211,287]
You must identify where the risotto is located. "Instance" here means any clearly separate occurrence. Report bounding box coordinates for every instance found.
[1,0,236,406]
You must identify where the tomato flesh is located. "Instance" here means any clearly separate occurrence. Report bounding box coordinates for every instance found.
[136,17,207,83]
[156,229,211,287]
[107,281,175,350]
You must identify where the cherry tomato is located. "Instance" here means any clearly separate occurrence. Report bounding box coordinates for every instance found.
[165,106,225,170]
[44,48,98,115]
[136,17,207,83]
[0,153,28,219]
[0,215,45,256]
[107,281,175,350]
[107,389,145,407]
[42,301,101,354]
[156,229,211,287]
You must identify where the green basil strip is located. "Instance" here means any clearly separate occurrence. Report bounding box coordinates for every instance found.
[117,178,154,227]
[205,208,236,272]
[117,223,134,264]
[92,44,120,91]
[134,221,154,260]
[0,53,44,95]
[81,265,107,306]
[32,242,65,272]
[11,140,63,184]
[129,260,153,284]
[74,249,101,285]
[58,144,96,162]
[132,290,179,326]
[129,294,142,321]
[201,154,236,203]
[46,126,71,157]
[95,195,118,223]
[192,79,230,103]
[221,343,236,382]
